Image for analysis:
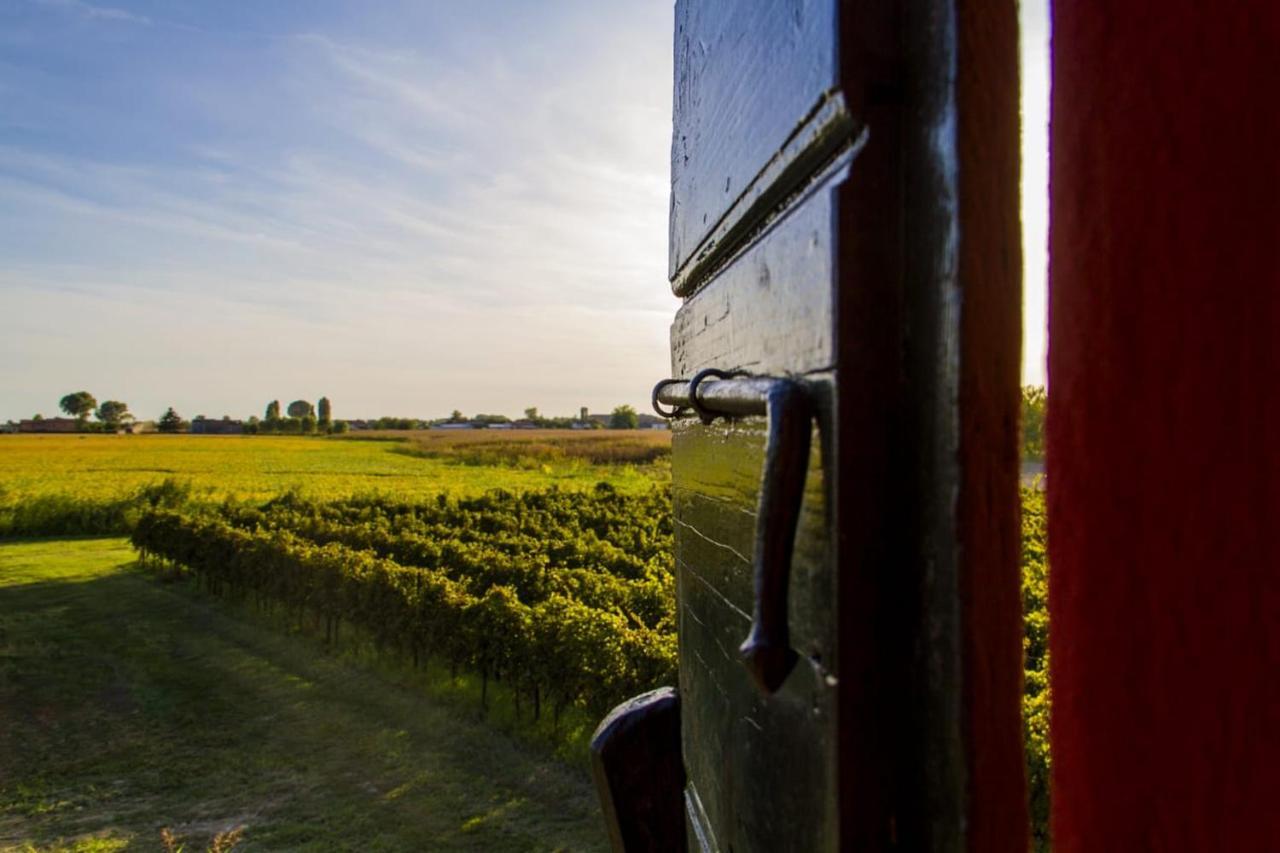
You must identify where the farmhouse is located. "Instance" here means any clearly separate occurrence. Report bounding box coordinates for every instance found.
[18,417,79,433]
[190,416,244,435]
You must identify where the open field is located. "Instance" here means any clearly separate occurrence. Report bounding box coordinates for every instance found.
[0,432,670,537]
[0,538,607,852]
[0,432,669,503]
[374,429,672,467]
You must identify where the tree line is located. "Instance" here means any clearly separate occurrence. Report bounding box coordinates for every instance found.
[19,391,649,434]
[1021,385,1046,460]
[46,390,134,431]
[248,398,346,435]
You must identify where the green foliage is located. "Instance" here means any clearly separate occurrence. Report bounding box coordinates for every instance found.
[0,477,193,538]
[131,486,677,722]
[318,396,332,427]
[158,407,184,433]
[287,400,314,419]
[1021,487,1051,850]
[1021,385,1047,460]
[265,400,281,420]
[608,405,639,430]
[96,400,131,427]
[370,416,418,430]
[394,431,671,468]
[60,391,97,420]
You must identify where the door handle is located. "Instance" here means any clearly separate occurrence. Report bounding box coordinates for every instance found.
[654,370,814,694]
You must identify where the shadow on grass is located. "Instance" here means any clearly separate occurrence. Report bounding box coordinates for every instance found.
[0,556,606,852]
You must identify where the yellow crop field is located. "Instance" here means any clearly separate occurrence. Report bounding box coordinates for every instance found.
[0,431,671,536]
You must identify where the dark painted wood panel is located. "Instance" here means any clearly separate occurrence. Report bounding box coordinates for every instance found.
[665,2,1026,850]
[673,413,834,853]
[670,164,846,380]
[670,0,839,283]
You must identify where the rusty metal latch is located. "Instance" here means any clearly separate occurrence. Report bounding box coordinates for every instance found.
[653,370,813,695]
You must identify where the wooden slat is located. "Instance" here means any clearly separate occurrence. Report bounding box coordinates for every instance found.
[670,0,842,288]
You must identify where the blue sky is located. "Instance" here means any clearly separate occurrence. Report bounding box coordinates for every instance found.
[0,0,1047,423]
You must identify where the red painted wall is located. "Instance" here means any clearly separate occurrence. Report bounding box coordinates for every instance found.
[1048,5,1280,849]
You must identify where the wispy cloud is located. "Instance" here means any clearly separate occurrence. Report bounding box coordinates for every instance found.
[34,0,151,25]
[0,2,676,419]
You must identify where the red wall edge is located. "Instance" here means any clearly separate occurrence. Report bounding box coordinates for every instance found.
[1048,4,1280,849]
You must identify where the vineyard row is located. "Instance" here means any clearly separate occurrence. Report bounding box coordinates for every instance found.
[131,508,676,722]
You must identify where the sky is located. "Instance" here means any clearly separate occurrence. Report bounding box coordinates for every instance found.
[0,0,1049,423]
[1020,0,1050,390]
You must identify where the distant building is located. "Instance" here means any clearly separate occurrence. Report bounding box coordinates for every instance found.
[637,413,670,430]
[18,417,79,433]
[488,422,513,429]
[434,422,475,430]
[512,419,538,429]
[190,416,244,435]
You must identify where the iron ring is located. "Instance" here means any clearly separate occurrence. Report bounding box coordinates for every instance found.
[688,368,741,424]
[651,378,687,419]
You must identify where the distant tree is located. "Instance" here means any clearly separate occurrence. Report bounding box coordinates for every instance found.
[300,413,317,434]
[60,391,97,421]
[244,415,260,435]
[450,409,465,423]
[317,397,332,428]
[373,417,415,430]
[266,400,281,420]
[96,400,131,428]
[158,408,184,434]
[32,413,44,421]
[1021,385,1047,460]
[609,405,639,430]
[331,420,349,434]
[524,407,539,421]
[287,400,314,419]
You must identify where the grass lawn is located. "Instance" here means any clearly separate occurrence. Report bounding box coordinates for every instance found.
[0,538,607,852]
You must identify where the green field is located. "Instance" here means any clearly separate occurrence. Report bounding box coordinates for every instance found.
[0,433,669,503]
[0,538,607,852]
[0,433,670,538]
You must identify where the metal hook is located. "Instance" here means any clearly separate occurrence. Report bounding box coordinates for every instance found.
[687,368,742,424]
